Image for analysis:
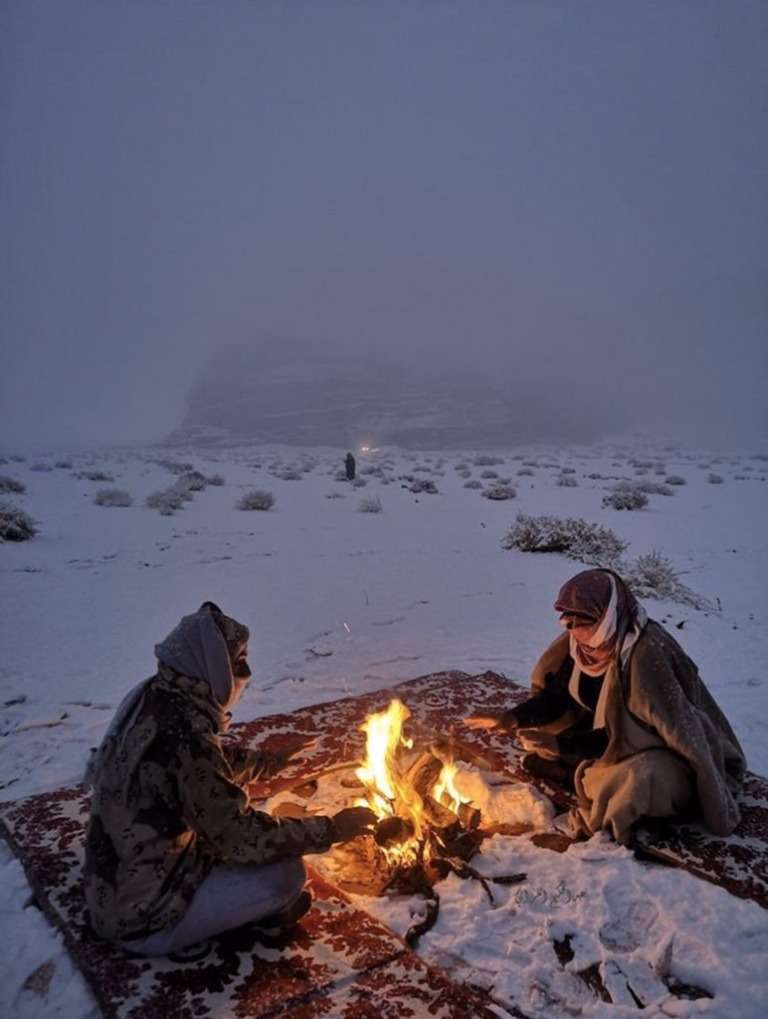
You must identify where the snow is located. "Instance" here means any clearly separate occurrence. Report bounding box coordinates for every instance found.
[1,441,767,1016]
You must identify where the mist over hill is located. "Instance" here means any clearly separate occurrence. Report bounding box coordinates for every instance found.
[172,337,622,449]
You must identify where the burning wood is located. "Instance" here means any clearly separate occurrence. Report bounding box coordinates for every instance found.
[320,698,526,945]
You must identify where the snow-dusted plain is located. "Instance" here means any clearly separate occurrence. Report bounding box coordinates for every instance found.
[1,441,767,1017]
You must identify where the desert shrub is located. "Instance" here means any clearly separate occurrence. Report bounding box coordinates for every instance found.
[206,474,225,486]
[31,462,54,472]
[409,479,438,494]
[473,455,504,467]
[464,479,482,489]
[279,469,302,481]
[352,477,368,488]
[0,502,37,542]
[325,491,345,499]
[9,454,26,462]
[482,484,516,501]
[154,459,194,475]
[503,514,627,568]
[517,467,535,477]
[613,480,673,497]
[146,487,186,515]
[523,460,538,467]
[630,459,654,470]
[556,474,578,487]
[480,469,499,479]
[587,472,603,480]
[334,470,348,481]
[457,469,471,479]
[176,470,208,492]
[94,488,133,507]
[54,459,73,469]
[560,467,576,474]
[76,470,115,483]
[0,475,25,494]
[623,551,712,610]
[454,462,469,472]
[237,489,275,511]
[602,488,648,510]
[707,473,724,485]
[358,495,383,513]
[665,475,687,486]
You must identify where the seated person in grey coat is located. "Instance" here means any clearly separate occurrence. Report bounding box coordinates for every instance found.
[84,602,375,956]
[465,569,746,844]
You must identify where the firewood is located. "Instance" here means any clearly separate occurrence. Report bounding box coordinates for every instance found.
[374,816,415,848]
[404,751,443,800]
[422,794,459,828]
[405,892,440,947]
[457,802,482,830]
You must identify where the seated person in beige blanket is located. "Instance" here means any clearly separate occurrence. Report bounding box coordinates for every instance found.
[465,569,746,844]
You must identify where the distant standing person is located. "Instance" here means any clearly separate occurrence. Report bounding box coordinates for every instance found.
[345,452,356,481]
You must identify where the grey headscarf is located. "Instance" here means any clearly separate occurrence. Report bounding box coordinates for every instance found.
[85,603,250,787]
[154,602,249,711]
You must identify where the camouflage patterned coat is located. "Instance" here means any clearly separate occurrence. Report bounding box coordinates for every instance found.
[84,667,335,942]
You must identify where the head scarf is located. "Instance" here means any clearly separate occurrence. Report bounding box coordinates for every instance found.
[154,602,250,711]
[554,569,647,678]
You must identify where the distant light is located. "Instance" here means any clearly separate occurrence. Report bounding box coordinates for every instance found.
[360,445,370,453]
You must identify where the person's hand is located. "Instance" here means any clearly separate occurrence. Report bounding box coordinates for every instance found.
[517,728,559,760]
[463,713,506,731]
[332,806,377,842]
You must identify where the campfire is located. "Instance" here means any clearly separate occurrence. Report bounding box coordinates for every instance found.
[326,698,527,946]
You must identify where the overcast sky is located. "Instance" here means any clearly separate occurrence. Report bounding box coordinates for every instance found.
[1,0,766,450]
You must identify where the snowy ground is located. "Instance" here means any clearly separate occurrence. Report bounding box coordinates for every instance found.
[1,440,767,1016]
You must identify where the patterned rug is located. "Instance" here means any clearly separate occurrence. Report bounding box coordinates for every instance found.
[1,671,766,1018]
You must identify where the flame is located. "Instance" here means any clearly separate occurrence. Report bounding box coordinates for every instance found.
[432,760,471,815]
[353,698,472,864]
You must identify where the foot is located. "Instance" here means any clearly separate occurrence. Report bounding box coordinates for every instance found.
[522,752,574,789]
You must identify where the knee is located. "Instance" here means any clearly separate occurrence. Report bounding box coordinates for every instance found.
[275,857,307,899]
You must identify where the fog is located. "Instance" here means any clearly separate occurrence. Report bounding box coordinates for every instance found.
[2,1,766,451]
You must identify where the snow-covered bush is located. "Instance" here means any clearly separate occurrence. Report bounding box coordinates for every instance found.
[473,455,504,467]
[517,467,535,476]
[30,463,53,472]
[503,514,627,568]
[707,473,724,485]
[556,474,578,487]
[358,495,383,513]
[146,487,186,515]
[237,489,275,511]
[409,479,438,494]
[602,488,648,510]
[352,477,368,488]
[480,469,499,479]
[176,470,208,492]
[76,470,115,483]
[624,551,712,610]
[206,474,225,486]
[613,480,673,497]
[464,479,482,489]
[560,466,576,474]
[665,475,687,486]
[154,459,194,475]
[279,469,302,481]
[0,502,37,542]
[54,459,73,469]
[94,488,133,507]
[454,463,469,472]
[482,484,516,501]
[325,491,345,499]
[0,475,25,494]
